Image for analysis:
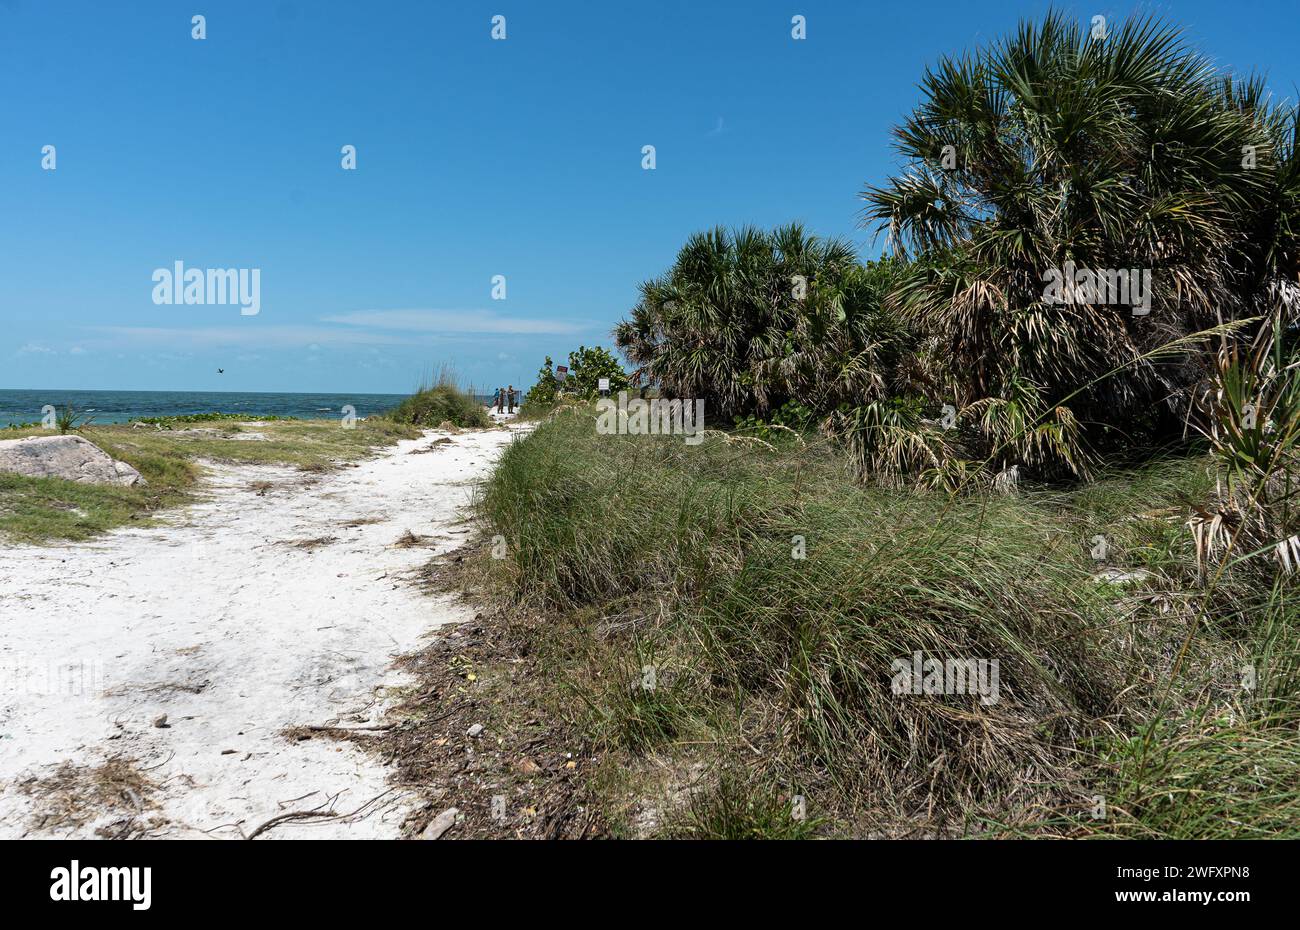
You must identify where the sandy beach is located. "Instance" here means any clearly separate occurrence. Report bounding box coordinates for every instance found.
[0,423,518,838]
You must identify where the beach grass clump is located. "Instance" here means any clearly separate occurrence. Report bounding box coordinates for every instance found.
[54,403,94,434]
[474,406,1297,835]
[1063,712,1300,839]
[664,770,822,840]
[386,371,490,429]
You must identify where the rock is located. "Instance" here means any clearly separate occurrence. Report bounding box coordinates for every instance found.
[421,807,460,840]
[0,435,145,486]
[467,723,484,738]
[152,714,169,728]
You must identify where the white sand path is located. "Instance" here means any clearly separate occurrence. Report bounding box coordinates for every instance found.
[0,425,518,838]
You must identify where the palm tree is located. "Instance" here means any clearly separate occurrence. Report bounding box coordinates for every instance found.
[863,11,1300,473]
[614,224,908,422]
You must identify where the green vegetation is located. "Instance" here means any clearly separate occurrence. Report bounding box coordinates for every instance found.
[474,408,1299,837]
[521,345,631,417]
[1058,711,1300,839]
[615,226,907,424]
[605,14,1300,488]
[55,403,94,435]
[665,771,823,840]
[130,411,299,426]
[385,372,491,429]
[0,418,420,544]
[862,11,1300,474]
[0,464,193,545]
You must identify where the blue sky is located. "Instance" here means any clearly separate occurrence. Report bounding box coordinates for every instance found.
[2,0,1297,394]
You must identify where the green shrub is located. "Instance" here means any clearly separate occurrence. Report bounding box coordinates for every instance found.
[521,346,631,418]
[387,373,490,429]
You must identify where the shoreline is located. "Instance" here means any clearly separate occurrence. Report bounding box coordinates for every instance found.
[0,389,515,428]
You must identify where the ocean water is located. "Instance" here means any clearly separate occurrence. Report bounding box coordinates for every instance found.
[0,389,451,427]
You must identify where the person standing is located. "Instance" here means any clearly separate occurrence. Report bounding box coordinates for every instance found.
[491,387,501,413]
[507,385,517,414]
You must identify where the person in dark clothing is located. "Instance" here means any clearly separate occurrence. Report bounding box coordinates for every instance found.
[507,385,517,414]
[491,388,502,413]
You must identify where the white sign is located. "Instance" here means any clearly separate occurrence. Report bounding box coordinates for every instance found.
[598,378,610,391]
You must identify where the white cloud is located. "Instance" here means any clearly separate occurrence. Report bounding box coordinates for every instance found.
[87,325,413,349]
[320,308,589,335]
[14,343,89,357]
[85,308,592,352]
